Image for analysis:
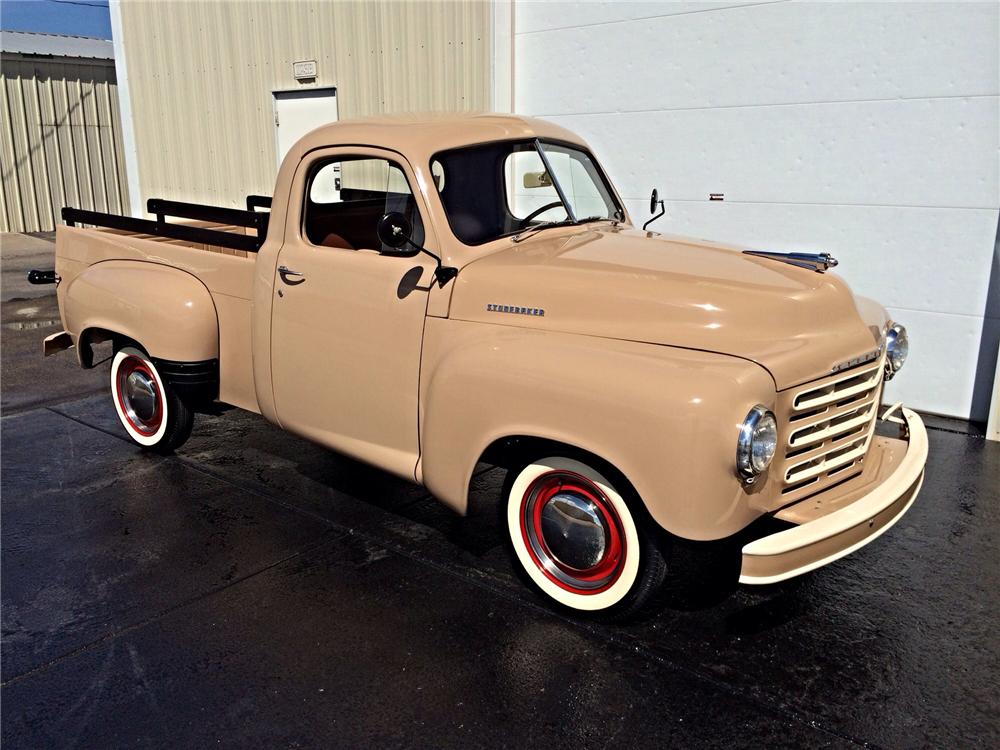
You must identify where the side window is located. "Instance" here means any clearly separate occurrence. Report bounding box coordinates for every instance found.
[304,156,424,250]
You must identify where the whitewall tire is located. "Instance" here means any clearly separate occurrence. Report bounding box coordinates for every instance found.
[506,456,657,614]
[111,346,193,453]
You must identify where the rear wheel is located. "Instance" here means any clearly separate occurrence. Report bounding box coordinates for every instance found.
[504,456,667,619]
[111,346,193,453]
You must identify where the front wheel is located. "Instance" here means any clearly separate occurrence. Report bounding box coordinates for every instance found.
[504,456,667,619]
[111,346,193,454]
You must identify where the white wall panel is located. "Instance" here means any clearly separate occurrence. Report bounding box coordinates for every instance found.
[516,1,1000,420]
[517,1,762,34]
[880,308,991,418]
[551,96,998,209]
[622,197,998,418]
[620,200,999,319]
[517,1,999,113]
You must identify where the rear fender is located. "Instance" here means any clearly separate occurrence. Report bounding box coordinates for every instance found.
[62,260,219,366]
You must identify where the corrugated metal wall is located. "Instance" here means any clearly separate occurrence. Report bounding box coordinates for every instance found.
[119,0,491,210]
[1,54,129,233]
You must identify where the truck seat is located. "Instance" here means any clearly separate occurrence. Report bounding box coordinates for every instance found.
[319,232,356,250]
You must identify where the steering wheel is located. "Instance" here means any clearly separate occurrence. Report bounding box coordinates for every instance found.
[518,201,567,228]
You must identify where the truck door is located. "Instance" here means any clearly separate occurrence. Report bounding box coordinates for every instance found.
[270,147,438,480]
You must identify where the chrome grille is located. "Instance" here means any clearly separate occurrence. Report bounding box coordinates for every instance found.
[776,356,885,502]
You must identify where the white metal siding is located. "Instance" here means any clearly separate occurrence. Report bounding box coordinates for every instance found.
[514,0,1000,420]
[0,53,129,233]
[117,0,491,210]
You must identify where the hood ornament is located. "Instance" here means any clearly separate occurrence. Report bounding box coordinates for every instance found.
[743,250,838,273]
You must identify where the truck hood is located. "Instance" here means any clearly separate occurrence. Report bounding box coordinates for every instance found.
[449,226,888,389]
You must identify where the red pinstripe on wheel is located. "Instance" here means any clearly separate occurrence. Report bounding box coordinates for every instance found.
[518,470,626,595]
[114,355,163,435]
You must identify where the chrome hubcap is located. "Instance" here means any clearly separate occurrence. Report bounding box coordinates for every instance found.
[125,370,158,423]
[520,470,626,593]
[540,492,607,571]
[116,355,163,435]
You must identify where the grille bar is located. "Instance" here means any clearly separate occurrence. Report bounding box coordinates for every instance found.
[775,353,885,503]
[793,362,883,411]
[788,397,879,449]
[786,438,870,483]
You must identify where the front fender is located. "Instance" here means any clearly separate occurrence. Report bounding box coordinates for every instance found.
[62,260,219,364]
[419,319,776,541]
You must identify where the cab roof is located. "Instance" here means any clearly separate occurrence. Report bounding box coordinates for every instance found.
[291,113,589,162]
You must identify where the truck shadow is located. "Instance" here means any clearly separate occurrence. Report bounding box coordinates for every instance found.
[186,403,783,615]
[54,395,812,619]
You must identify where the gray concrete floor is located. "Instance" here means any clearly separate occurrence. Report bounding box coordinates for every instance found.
[2,233,998,748]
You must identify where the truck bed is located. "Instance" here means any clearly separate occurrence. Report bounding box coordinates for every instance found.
[54,196,271,413]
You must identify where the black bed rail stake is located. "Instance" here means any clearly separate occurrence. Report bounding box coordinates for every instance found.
[145,198,268,231]
[246,195,272,212]
[61,206,263,253]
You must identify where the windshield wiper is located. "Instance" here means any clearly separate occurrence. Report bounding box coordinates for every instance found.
[511,219,575,243]
[578,207,624,224]
[574,215,616,225]
[511,216,618,243]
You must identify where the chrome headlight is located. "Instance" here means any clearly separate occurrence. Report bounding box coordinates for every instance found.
[885,323,908,380]
[737,405,778,482]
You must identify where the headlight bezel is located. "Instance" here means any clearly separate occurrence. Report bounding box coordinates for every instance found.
[737,404,778,483]
[884,322,908,380]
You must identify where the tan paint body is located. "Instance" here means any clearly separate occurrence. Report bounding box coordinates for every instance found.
[48,114,927,581]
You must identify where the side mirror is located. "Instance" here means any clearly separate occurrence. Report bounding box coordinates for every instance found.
[375,212,459,288]
[643,188,666,231]
[376,212,413,251]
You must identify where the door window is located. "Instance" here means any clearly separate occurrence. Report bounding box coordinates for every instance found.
[304,156,424,250]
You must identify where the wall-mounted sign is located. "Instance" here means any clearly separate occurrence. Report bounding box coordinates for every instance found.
[293,60,317,80]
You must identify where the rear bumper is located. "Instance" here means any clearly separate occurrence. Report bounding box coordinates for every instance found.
[43,330,74,357]
[739,405,927,585]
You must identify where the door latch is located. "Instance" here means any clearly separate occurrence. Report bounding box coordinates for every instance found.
[278,265,306,285]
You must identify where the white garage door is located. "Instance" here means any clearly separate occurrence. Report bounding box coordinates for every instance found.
[512,0,1000,420]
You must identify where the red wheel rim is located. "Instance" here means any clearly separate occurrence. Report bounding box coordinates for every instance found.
[115,355,163,435]
[519,469,626,594]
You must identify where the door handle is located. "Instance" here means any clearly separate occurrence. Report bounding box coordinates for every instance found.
[278,265,306,285]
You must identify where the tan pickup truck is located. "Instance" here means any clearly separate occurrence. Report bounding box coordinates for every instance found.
[33,114,927,618]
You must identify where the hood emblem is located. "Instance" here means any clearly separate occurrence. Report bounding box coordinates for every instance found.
[743,250,839,273]
[831,346,882,373]
[487,303,545,317]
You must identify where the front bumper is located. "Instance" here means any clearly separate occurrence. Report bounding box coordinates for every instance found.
[740,404,927,585]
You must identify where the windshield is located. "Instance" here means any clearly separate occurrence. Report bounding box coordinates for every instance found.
[431,139,623,245]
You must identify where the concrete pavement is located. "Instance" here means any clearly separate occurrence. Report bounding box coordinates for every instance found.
[2,233,998,747]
